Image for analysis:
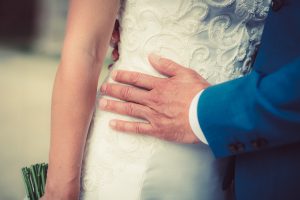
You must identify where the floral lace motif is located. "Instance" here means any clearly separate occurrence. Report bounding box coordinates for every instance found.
[80,0,271,198]
[117,0,270,83]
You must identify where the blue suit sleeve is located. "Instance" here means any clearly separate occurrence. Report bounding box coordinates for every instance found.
[198,57,300,158]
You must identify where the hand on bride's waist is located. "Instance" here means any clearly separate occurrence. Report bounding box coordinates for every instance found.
[99,53,210,144]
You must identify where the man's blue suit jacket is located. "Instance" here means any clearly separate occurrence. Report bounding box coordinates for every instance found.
[197,1,300,199]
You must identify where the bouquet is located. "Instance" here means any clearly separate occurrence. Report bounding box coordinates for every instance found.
[21,163,48,200]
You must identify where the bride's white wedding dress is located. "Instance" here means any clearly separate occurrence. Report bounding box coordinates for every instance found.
[80,0,270,199]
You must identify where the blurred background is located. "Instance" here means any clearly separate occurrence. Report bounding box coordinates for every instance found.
[0,0,111,199]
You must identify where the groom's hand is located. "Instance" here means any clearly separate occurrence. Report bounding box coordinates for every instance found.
[99,54,211,144]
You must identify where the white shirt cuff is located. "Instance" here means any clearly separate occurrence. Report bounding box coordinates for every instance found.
[188,90,208,145]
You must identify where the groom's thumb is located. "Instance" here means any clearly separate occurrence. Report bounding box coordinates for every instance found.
[148,54,184,77]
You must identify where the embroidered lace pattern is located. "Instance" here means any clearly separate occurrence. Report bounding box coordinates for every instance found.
[80,0,270,199]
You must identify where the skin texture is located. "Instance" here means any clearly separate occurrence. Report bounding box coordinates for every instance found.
[42,0,120,199]
[99,54,211,144]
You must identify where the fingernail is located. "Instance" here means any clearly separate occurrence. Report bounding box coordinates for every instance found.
[101,84,107,93]
[111,70,117,80]
[99,99,107,109]
[110,120,117,127]
[149,53,161,65]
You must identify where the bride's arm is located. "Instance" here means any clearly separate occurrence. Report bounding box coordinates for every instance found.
[44,0,120,199]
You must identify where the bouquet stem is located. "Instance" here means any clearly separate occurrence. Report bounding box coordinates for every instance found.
[21,163,48,200]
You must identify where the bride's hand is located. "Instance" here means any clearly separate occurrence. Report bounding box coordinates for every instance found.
[99,54,211,144]
[40,173,80,200]
[40,182,80,200]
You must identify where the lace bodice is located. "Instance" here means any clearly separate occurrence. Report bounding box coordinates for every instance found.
[80,1,271,199]
[116,0,270,84]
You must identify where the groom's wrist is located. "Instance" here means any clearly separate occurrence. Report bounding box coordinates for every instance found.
[189,90,208,145]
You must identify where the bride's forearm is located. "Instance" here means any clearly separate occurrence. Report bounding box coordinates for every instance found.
[46,41,107,199]
[46,58,99,187]
[44,0,120,197]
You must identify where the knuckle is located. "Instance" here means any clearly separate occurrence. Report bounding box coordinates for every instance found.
[135,123,142,134]
[104,99,112,109]
[144,107,155,119]
[156,121,172,140]
[105,84,112,94]
[120,87,132,100]
[152,122,163,135]
[151,112,161,124]
[149,125,159,137]
[148,92,161,105]
[131,72,141,85]
[125,103,135,115]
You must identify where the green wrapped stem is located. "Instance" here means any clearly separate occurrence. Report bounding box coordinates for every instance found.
[21,163,48,200]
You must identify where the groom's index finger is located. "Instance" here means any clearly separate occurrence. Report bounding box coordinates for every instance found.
[111,70,162,90]
[148,54,186,77]
[101,83,149,105]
